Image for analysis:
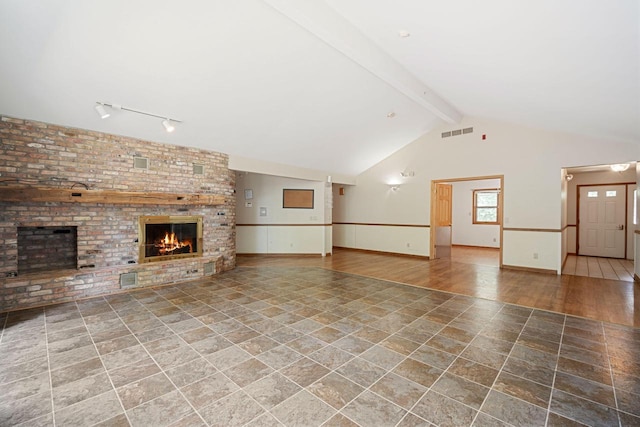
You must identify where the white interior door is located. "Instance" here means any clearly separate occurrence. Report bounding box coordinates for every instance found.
[578,185,626,258]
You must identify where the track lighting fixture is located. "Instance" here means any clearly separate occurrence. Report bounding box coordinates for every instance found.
[162,119,175,133]
[94,104,110,119]
[94,102,182,133]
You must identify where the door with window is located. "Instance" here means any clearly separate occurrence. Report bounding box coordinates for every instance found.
[434,183,452,259]
[578,185,626,258]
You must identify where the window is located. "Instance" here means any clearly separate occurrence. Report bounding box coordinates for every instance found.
[473,189,500,224]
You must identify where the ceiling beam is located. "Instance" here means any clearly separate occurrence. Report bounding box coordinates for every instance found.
[262,0,463,124]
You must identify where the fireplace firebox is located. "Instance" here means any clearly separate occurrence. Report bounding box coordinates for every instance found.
[139,216,203,263]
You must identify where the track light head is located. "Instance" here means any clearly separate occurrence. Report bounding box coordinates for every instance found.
[94,104,110,119]
[162,119,175,133]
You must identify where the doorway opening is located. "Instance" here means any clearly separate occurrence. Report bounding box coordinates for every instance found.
[430,175,504,268]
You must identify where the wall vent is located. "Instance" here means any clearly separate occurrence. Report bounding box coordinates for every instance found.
[441,127,474,138]
[133,157,149,169]
[204,261,215,276]
[120,272,138,288]
[193,164,205,175]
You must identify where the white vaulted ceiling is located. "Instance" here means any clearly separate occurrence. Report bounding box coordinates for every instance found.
[0,0,638,177]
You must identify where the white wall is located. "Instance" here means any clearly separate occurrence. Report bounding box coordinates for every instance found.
[235,173,330,255]
[451,179,500,248]
[333,116,639,272]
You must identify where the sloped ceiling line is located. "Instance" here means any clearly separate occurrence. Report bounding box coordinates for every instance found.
[262,0,463,124]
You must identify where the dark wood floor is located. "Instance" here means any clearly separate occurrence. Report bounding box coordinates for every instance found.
[237,247,640,327]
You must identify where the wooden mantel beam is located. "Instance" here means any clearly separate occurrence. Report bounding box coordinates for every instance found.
[0,187,225,206]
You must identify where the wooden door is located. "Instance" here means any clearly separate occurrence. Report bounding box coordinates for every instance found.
[578,185,626,258]
[434,183,452,258]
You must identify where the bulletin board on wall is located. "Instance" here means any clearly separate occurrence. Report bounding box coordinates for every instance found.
[282,189,314,209]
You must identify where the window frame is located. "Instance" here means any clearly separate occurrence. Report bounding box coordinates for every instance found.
[472,188,501,225]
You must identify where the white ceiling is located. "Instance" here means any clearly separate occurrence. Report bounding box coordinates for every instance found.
[1,0,638,177]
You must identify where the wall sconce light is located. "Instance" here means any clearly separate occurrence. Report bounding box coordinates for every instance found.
[610,163,630,172]
[95,102,182,133]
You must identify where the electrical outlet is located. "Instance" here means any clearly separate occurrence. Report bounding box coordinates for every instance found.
[533,253,539,259]
[406,243,411,248]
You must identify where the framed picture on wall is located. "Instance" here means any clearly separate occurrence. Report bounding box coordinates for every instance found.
[283,189,314,209]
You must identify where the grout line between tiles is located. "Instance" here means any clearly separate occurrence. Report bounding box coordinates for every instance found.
[43,307,57,427]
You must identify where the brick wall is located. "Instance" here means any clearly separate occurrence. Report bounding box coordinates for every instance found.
[0,116,236,311]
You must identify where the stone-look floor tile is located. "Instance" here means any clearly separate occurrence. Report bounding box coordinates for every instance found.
[117,372,176,410]
[53,372,113,410]
[396,413,434,427]
[516,334,561,355]
[0,372,50,402]
[392,358,443,388]
[107,357,160,388]
[619,411,640,427]
[206,345,253,371]
[266,327,305,344]
[461,346,507,371]
[239,335,280,355]
[271,390,336,427]
[134,325,175,343]
[550,389,620,426]
[616,389,640,417]
[280,357,330,387]
[102,345,150,371]
[360,344,405,370]
[223,357,273,387]
[0,390,51,426]
[50,357,105,388]
[164,357,217,388]
[380,335,421,355]
[223,326,260,344]
[560,344,608,367]
[502,356,555,387]
[309,345,354,370]
[412,391,477,427]
[127,390,194,427]
[0,356,49,385]
[191,335,234,355]
[181,372,239,409]
[471,336,514,356]
[92,413,131,427]
[370,372,426,409]
[411,345,457,370]
[246,413,285,427]
[493,371,551,408]
[143,336,183,356]
[341,390,406,427]
[154,344,201,370]
[244,372,301,410]
[179,325,216,344]
[95,334,139,356]
[432,372,489,410]
[472,412,512,426]
[332,335,374,355]
[15,412,55,427]
[448,358,499,387]
[47,333,93,354]
[352,326,391,343]
[308,372,364,410]
[509,344,558,370]
[199,390,265,427]
[336,357,387,388]
[55,390,123,427]
[553,371,616,408]
[321,413,359,427]
[545,412,589,426]
[310,326,347,344]
[257,345,304,370]
[166,412,207,427]
[556,356,613,386]
[481,390,548,427]
[286,335,326,355]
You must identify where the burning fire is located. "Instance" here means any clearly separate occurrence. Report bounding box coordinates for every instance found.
[155,232,192,255]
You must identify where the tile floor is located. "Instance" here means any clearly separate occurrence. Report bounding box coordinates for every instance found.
[0,267,639,427]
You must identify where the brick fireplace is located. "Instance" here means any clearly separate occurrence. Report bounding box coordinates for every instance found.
[0,116,236,312]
